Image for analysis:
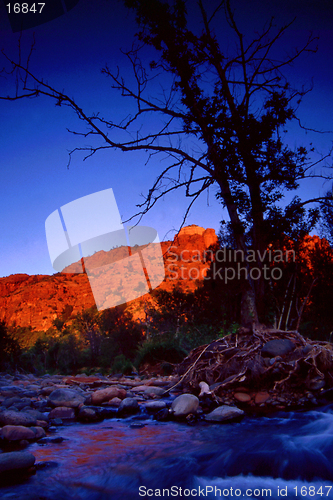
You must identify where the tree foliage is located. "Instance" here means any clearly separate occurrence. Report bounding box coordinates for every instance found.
[320,186,333,246]
[0,321,21,371]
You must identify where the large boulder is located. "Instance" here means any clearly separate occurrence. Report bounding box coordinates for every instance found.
[261,339,295,358]
[47,388,85,408]
[171,394,199,417]
[0,451,35,473]
[0,410,37,426]
[1,425,36,441]
[91,387,127,405]
[204,405,244,422]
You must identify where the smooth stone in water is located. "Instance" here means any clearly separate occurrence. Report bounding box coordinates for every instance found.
[91,387,127,405]
[106,397,122,407]
[24,409,49,421]
[145,401,167,412]
[1,425,36,441]
[0,451,35,473]
[118,398,139,414]
[144,387,165,396]
[47,388,85,408]
[171,394,199,417]
[30,426,46,439]
[77,407,99,422]
[0,410,37,427]
[48,407,75,420]
[204,405,244,422]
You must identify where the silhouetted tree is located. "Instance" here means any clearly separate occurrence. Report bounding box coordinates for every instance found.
[1,0,332,327]
[73,307,102,365]
[320,186,333,246]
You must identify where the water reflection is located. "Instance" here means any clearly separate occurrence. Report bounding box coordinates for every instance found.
[2,408,333,499]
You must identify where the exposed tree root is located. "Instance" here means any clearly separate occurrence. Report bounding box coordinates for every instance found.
[175,326,333,407]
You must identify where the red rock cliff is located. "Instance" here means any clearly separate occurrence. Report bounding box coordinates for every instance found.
[0,226,218,331]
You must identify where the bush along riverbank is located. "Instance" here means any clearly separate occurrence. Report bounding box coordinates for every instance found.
[1,328,333,481]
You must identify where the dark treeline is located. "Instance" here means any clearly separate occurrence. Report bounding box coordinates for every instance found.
[1,232,333,375]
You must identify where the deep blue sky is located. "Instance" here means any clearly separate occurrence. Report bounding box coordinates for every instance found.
[0,0,333,277]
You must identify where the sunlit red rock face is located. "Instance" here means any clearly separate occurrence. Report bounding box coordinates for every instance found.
[0,226,218,331]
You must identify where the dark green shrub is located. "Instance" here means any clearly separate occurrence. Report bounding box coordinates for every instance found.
[135,337,187,369]
[0,321,21,371]
[111,354,133,374]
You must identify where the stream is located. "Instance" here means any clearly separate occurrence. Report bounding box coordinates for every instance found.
[2,405,333,499]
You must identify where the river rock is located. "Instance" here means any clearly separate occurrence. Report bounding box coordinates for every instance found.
[77,407,99,422]
[2,397,22,408]
[30,426,46,439]
[145,401,167,412]
[47,388,85,408]
[103,397,122,407]
[41,386,56,396]
[48,407,75,420]
[234,392,251,402]
[91,387,127,405]
[144,386,165,396]
[23,409,49,422]
[261,339,295,357]
[307,377,326,391]
[0,386,26,398]
[1,425,36,441]
[204,405,244,422]
[199,381,211,396]
[0,451,35,473]
[36,419,49,428]
[131,385,152,392]
[0,410,37,426]
[118,398,139,414]
[255,391,270,404]
[171,394,199,417]
[9,398,32,411]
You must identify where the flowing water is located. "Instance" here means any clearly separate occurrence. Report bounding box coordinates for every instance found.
[2,406,333,499]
